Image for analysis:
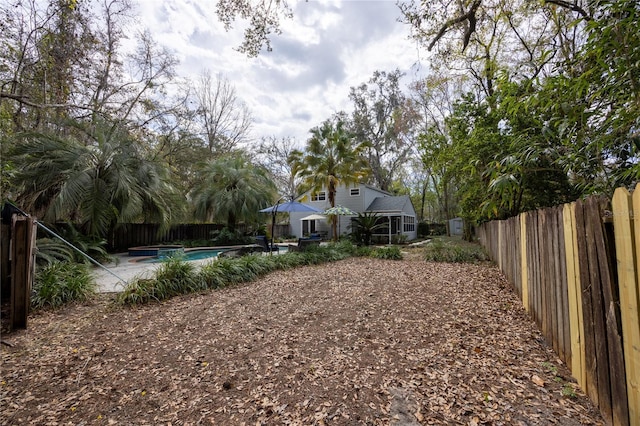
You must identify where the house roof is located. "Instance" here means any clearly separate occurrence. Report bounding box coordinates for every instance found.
[365,195,413,213]
[295,182,392,200]
[362,183,392,197]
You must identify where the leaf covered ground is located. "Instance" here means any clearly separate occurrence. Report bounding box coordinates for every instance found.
[1,255,604,425]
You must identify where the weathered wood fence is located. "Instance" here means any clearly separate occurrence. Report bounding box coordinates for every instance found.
[1,215,37,331]
[110,223,291,251]
[478,185,640,426]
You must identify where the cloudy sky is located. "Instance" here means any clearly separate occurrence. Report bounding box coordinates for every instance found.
[132,0,427,145]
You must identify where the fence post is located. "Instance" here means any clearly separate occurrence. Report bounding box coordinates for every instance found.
[1,223,10,300]
[612,186,640,426]
[10,215,37,330]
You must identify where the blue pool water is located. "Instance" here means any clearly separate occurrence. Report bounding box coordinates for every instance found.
[139,249,226,263]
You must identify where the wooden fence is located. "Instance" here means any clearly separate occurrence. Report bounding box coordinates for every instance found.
[110,223,291,251]
[478,185,639,426]
[1,216,37,331]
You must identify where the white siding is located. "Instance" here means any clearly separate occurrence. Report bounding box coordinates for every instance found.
[287,184,416,240]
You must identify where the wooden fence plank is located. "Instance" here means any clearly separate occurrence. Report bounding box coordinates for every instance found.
[546,208,558,354]
[539,210,550,342]
[561,206,571,366]
[585,196,613,424]
[529,212,538,324]
[552,208,562,356]
[613,187,640,426]
[564,202,586,389]
[556,206,570,366]
[575,199,599,406]
[532,211,541,327]
[594,195,628,426]
[521,212,529,312]
[514,217,522,297]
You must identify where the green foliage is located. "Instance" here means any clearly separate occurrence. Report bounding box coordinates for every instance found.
[351,212,386,246]
[54,223,111,263]
[370,246,403,260]
[154,256,203,295]
[11,120,181,238]
[354,246,373,257]
[290,118,370,241]
[392,234,408,245]
[192,154,276,231]
[210,227,253,246]
[423,238,488,263]
[35,238,76,265]
[116,242,357,305]
[562,384,577,398]
[349,69,416,191]
[32,261,96,309]
[116,257,203,305]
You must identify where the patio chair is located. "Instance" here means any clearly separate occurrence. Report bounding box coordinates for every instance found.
[255,235,279,252]
[287,237,321,252]
[219,246,260,258]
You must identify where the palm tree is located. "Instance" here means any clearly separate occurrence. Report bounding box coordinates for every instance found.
[351,212,386,246]
[11,119,181,238]
[191,154,276,231]
[291,119,370,241]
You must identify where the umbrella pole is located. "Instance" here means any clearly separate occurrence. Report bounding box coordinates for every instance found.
[271,211,276,256]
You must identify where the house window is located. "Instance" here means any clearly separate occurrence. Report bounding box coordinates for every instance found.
[350,188,360,196]
[311,191,326,201]
[403,216,415,232]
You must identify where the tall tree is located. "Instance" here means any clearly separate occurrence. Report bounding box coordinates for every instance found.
[191,155,276,231]
[193,71,253,156]
[254,135,301,197]
[215,0,293,57]
[349,69,419,192]
[291,119,370,241]
[10,118,180,238]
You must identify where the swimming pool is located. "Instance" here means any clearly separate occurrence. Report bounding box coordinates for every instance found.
[138,249,226,263]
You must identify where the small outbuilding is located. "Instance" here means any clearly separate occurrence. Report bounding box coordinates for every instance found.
[449,217,464,236]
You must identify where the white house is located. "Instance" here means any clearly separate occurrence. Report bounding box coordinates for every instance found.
[289,184,418,242]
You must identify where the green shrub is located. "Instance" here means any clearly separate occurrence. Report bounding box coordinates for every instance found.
[198,261,228,289]
[371,246,403,260]
[355,246,373,257]
[210,227,253,246]
[116,242,358,306]
[423,238,488,263]
[154,256,203,296]
[35,238,76,265]
[32,261,96,309]
[391,234,408,245]
[116,278,160,305]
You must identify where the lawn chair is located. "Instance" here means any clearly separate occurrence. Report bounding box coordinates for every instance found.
[287,237,321,252]
[255,235,279,252]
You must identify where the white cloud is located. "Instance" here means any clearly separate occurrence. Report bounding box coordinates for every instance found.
[132,0,424,145]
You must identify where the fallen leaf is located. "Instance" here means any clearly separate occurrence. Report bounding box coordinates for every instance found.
[532,375,545,387]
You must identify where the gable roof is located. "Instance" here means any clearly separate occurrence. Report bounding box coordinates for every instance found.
[365,195,414,214]
[362,183,392,197]
[296,182,391,201]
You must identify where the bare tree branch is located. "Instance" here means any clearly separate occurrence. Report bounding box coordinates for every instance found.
[428,0,482,51]
[0,92,96,111]
[543,0,592,21]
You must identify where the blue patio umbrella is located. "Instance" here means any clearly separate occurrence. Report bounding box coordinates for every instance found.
[260,200,321,252]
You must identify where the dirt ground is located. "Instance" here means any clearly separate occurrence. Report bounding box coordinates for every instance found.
[1,255,604,425]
